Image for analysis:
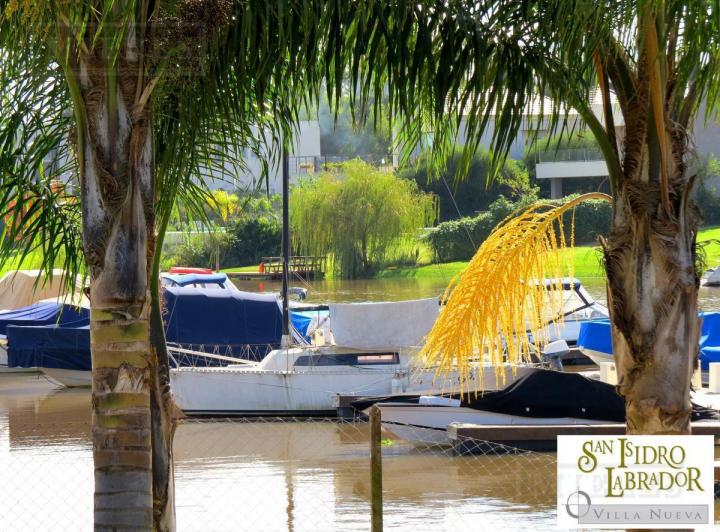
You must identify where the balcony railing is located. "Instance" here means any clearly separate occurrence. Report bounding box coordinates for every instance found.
[536,148,604,163]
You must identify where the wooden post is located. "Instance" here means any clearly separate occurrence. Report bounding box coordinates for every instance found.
[370,405,383,532]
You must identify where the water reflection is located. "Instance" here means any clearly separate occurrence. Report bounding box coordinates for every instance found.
[0,377,557,531]
[173,420,556,531]
[235,274,720,314]
[3,274,720,530]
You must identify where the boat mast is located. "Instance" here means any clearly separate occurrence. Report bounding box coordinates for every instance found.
[281,146,291,346]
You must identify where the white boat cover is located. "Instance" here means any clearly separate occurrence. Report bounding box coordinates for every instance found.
[418,396,460,407]
[0,270,83,310]
[329,297,439,349]
[705,267,720,286]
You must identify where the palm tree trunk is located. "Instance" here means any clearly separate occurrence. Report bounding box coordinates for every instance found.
[77,48,157,528]
[149,221,182,531]
[603,178,701,434]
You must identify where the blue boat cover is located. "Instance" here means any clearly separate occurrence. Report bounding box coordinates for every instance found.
[290,312,312,339]
[0,301,88,335]
[577,319,612,354]
[7,288,286,368]
[163,286,282,353]
[7,324,90,370]
[578,312,720,371]
[290,309,330,340]
[699,312,720,370]
[162,272,229,287]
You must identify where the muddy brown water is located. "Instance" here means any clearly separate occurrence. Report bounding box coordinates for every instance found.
[2,276,720,530]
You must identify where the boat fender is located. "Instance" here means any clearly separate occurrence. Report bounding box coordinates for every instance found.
[418,396,461,407]
[391,372,404,394]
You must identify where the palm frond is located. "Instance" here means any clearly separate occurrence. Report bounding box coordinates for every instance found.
[418,193,611,394]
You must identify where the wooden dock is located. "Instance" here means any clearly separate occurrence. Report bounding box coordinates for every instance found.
[227,256,327,281]
[448,421,720,453]
[226,271,277,281]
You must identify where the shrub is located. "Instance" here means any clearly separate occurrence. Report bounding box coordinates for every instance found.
[224,216,282,267]
[169,230,233,269]
[425,194,611,262]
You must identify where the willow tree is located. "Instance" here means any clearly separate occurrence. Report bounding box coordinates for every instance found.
[344,1,719,435]
[290,160,437,278]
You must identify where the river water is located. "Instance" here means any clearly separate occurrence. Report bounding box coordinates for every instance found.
[2,275,720,530]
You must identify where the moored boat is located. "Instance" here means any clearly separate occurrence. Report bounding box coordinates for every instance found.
[365,369,718,446]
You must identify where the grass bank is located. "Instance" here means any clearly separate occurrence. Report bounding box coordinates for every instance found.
[0,248,47,277]
[378,225,720,280]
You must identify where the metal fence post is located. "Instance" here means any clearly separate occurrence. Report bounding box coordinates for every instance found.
[370,405,383,532]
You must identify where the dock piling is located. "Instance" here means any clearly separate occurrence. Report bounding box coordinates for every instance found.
[370,405,383,532]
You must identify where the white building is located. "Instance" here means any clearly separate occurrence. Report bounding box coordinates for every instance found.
[455,93,720,198]
[205,120,323,193]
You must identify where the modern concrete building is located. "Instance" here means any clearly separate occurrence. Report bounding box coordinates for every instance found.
[205,120,323,193]
[455,92,720,198]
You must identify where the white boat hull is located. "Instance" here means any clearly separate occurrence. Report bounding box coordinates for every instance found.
[579,347,613,366]
[377,404,611,445]
[41,368,91,388]
[170,365,535,415]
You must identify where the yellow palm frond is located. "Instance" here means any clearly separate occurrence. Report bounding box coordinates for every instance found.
[418,193,611,394]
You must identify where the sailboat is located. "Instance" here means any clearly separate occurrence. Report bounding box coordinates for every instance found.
[169,150,537,415]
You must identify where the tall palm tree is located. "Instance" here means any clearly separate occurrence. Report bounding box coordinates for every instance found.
[343,0,720,436]
[0,0,359,528]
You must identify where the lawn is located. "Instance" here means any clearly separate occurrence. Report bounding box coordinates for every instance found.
[0,248,47,276]
[221,264,260,273]
[378,226,720,281]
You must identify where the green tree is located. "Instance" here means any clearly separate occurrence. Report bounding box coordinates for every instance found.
[291,160,436,278]
[210,190,240,225]
[694,155,720,226]
[399,148,536,221]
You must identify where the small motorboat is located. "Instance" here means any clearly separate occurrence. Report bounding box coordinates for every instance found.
[577,312,720,371]
[5,275,322,387]
[0,299,89,376]
[365,369,718,446]
[529,278,609,364]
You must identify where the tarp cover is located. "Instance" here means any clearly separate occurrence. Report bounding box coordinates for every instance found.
[354,369,716,422]
[7,325,90,370]
[163,286,282,352]
[699,312,720,370]
[462,369,715,422]
[0,301,88,335]
[577,319,612,354]
[290,309,330,341]
[0,269,82,310]
[329,298,439,349]
[462,369,625,421]
[580,312,720,371]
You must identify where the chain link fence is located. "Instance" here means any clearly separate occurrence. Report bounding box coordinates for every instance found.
[2,415,719,531]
